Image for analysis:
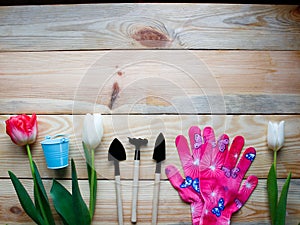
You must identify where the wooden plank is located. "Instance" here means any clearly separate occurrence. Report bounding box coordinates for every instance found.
[0,4,299,51]
[0,179,299,224]
[0,50,299,114]
[0,115,299,179]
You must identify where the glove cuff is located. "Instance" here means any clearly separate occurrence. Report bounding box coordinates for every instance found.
[191,202,203,225]
[200,211,232,225]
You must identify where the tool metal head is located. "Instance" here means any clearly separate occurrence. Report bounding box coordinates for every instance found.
[152,133,166,163]
[108,138,126,161]
[128,137,148,148]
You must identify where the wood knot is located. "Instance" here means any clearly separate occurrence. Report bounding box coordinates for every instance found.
[10,206,22,215]
[146,96,171,106]
[290,6,300,22]
[109,82,120,109]
[132,27,170,48]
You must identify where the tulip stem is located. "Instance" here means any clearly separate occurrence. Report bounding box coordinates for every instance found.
[89,148,96,219]
[26,145,35,177]
[26,144,49,225]
[273,150,277,171]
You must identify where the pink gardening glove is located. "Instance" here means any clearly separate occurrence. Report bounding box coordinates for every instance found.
[197,127,258,225]
[165,126,215,225]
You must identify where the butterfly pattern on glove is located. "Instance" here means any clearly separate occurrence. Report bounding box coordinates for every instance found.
[221,166,240,179]
[245,153,256,162]
[180,176,200,193]
[234,198,243,209]
[194,133,203,149]
[217,138,229,152]
[211,198,225,217]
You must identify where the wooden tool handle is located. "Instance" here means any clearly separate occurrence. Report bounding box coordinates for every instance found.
[131,160,140,223]
[115,175,123,225]
[151,173,161,225]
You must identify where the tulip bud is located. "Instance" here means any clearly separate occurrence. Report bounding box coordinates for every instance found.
[268,121,285,152]
[5,114,38,146]
[82,113,103,150]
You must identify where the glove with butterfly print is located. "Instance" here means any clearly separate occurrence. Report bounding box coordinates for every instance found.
[165,126,215,225]
[198,127,258,225]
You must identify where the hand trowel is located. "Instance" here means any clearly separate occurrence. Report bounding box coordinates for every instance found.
[108,138,126,225]
[151,133,166,225]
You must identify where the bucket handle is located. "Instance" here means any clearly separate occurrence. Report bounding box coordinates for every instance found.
[52,134,69,139]
[45,134,69,143]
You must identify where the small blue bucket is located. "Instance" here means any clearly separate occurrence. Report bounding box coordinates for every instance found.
[40,135,69,169]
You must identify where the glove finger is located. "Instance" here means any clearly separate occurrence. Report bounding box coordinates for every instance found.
[198,127,216,165]
[165,165,200,203]
[235,147,256,182]
[175,135,193,173]
[203,127,218,158]
[223,135,244,170]
[188,126,203,158]
[202,126,216,144]
[213,133,230,169]
[230,175,258,213]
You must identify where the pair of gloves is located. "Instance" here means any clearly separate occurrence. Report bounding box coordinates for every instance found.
[165,126,258,225]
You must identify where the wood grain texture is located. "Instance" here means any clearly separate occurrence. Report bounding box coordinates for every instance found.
[0,179,299,225]
[1,3,300,225]
[0,115,299,179]
[0,50,299,114]
[0,4,299,51]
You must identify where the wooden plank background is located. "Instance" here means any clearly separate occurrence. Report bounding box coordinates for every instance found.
[0,50,299,114]
[0,4,300,51]
[0,3,300,225]
[0,115,299,179]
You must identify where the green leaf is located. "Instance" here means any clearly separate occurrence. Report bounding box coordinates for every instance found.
[267,163,278,225]
[275,172,292,225]
[33,162,56,225]
[71,159,91,225]
[33,162,48,202]
[8,171,44,225]
[86,161,92,189]
[50,179,76,225]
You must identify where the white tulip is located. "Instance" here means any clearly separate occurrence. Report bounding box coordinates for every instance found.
[82,113,103,150]
[268,121,285,152]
